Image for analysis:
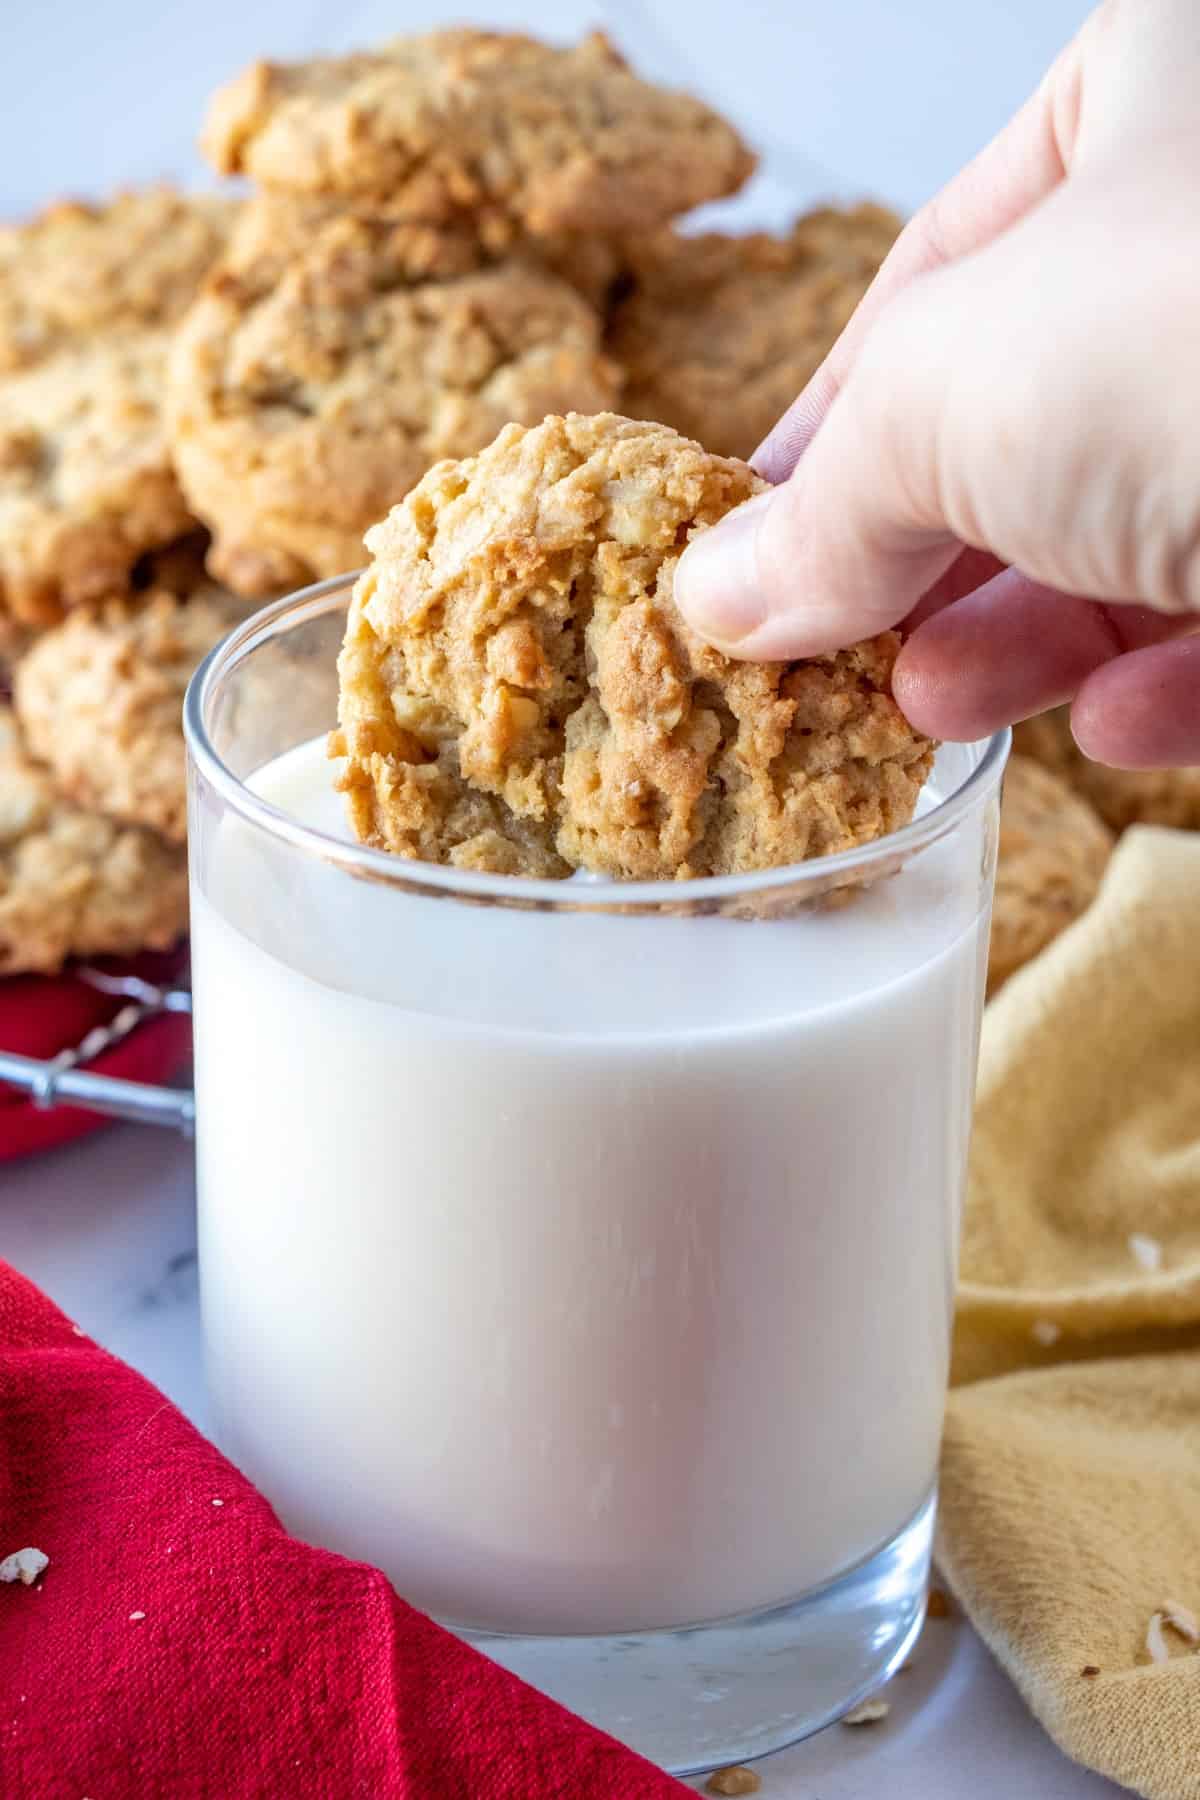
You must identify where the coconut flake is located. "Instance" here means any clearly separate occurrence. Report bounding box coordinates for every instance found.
[1129,1233,1163,1273]
[1162,1599,1199,1645]
[1147,1612,1170,1664]
[0,1548,48,1586]
[704,1769,761,1796]
[1031,1319,1061,1347]
[842,1699,890,1727]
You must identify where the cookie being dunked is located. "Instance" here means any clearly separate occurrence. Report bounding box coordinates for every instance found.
[610,204,902,460]
[333,414,935,881]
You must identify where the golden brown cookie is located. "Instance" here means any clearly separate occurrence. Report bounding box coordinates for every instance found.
[14,587,249,845]
[166,201,621,597]
[334,413,934,880]
[202,29,754,235]
[0,705,188,976]
[609,204,902,458]
[0,330,198,626]
[0,187,235,376]
[987,754,1114,996]
[0,189,232,628]
[1013,707,1200,833]
[222,187,622,311]
[133,530,215,598]
[0,611,31,682]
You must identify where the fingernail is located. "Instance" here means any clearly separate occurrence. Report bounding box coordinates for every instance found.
[674,490,775,647]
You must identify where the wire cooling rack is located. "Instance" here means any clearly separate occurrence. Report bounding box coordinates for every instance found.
[0,966,195,1134]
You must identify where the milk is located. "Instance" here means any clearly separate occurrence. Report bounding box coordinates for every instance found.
[191,735,990,1635]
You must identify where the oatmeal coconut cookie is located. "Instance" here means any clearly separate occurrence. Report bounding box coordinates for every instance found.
[1013,707,1200,833]
[166,201,620,595]
[218,185,624,311]
[14,587,248,844]
[0,188,234,626]
[610,204,902,458]
[334,413,935,880]
[987,754,1115,996]
[0,705,188,976]
[0,187,235,376]
[0,331,198,625]
[202,29,754,236]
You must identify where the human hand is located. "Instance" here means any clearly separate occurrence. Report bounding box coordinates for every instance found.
[674,0,1200,767]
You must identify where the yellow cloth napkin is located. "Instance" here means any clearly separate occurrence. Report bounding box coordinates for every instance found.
[941,826,1200,1800]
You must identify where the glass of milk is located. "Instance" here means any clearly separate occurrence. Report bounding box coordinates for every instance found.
[185,576,1007,1775]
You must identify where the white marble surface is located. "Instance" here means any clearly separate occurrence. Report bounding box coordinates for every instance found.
[1,0,1129,1791]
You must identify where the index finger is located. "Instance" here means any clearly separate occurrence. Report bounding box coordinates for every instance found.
[754,34,1084,482]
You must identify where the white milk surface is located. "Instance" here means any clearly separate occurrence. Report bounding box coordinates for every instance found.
[192,737,990,1634]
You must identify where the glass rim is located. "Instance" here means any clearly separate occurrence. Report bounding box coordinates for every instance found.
[184,573,1010,912]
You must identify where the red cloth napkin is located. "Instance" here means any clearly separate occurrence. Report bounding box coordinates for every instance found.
[0,1261,687,1797]
[0,951,192,1162]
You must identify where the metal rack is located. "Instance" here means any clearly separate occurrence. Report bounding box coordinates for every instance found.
[0,966,195,1135]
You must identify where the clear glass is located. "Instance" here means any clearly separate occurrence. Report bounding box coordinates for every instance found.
[185,577,1007,1775]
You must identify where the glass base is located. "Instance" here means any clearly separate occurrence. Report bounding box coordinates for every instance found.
[459,1489,935,1776]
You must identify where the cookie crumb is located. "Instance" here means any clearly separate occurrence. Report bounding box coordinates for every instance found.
[1162,1599,1199,1645]
[1129,1233,1163,1273]
[0,1547,48,1586]
[1081,1665,1101,1678]
[1147,1612,1170,1664]
[705,1768,761,1795]
[926,1587,952,1619]
[1031,1319,1061,1347]
[842,1699,890,1727]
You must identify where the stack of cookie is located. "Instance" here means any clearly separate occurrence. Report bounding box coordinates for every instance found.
[0,23,914,980]
[0,189,232,628]
[0,190,242,975]
[164,27,762,593]
[163,27,905,593]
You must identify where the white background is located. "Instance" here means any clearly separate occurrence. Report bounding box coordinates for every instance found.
[6,0,1090,221]
[2,1,1128,1795]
